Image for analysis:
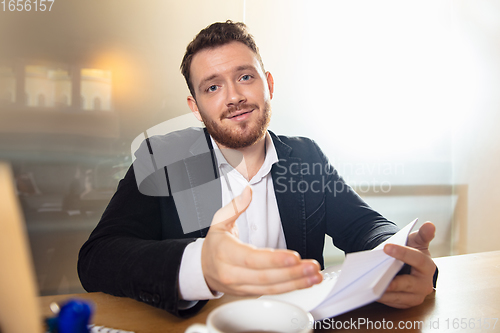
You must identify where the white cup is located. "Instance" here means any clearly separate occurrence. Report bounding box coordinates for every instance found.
[185,299,313,333]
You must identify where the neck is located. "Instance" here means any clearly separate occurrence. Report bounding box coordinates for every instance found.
[215,134,267,181]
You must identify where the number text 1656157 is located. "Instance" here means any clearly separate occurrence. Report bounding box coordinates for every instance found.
[2,0,55,11]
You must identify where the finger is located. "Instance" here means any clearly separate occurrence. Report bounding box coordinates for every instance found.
[384,244,436,275]
[377,292,425,309]
[222,244,303,269]
[211,186,252,229]
[378,291,428,309]
[223,260,321,287]
[385,274,433,294]
[228,274,323,296]
[385,274,416,293]
[407,222,435,249]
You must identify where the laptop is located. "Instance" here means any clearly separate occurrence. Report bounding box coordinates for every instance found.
[0,162,43,333]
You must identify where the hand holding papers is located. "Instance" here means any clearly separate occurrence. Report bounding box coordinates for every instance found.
[261,219,418,320]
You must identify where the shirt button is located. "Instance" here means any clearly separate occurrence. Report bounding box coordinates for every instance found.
[252,224,257,231]
[140,291,152,303]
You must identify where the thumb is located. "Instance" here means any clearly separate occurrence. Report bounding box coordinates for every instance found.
[408,222,435,249]
[211,186,253,230]
[419,222,436,246]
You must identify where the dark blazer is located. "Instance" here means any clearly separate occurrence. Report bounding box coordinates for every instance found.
[78,128,399,318]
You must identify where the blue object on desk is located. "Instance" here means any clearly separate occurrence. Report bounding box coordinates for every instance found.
[56,299,93,333]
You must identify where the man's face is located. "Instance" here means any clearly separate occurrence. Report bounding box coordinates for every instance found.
[187,41,274,149]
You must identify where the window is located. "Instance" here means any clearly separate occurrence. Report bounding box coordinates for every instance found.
[81,69,112,111]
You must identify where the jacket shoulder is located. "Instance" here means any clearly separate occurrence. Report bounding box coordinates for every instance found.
[270,131,320,158]
[275,134,315,148]
[146,127,205,151]
[134,127,206,160]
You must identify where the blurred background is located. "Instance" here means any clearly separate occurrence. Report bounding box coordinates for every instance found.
[1,0,499,295]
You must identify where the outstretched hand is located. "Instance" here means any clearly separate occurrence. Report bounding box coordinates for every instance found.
[378,222,437,308]
[201,186,322,296]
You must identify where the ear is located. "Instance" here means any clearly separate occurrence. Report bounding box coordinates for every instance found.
[187,96,203,122]
[266,71,274,99]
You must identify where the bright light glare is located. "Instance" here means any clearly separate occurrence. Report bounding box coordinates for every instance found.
[270,1,484,159]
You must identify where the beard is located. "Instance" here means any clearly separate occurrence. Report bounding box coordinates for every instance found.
[200,101,271,149]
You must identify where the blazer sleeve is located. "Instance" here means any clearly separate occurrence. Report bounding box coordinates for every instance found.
[77,165,207,317]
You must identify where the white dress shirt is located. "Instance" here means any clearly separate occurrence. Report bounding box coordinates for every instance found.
[178,132,287,301]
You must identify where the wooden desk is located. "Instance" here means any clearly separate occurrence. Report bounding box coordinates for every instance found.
[40,251,500,333]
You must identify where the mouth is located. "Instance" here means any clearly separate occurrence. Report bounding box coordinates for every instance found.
[226,109,254,120]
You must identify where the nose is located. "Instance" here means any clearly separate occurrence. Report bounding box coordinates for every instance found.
[225,82,246,107]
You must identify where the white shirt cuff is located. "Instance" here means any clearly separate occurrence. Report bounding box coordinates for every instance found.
[179,238,224,301]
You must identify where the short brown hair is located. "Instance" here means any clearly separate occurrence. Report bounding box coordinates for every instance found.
[180,20,265,97]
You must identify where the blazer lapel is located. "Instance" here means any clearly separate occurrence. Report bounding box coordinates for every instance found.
[270,132,307,258]
[183,129,222,237]
[163,128,222,237]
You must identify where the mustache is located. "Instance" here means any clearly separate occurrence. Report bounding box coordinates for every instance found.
[220,103,259,120]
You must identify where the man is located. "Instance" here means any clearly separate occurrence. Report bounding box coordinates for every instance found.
[78,21,437,318]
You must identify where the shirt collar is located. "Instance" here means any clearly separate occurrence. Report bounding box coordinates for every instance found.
[210,131,279,181]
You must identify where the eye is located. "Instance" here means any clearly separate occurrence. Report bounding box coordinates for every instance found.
[207,85,218,92]
[240,74,252,81]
